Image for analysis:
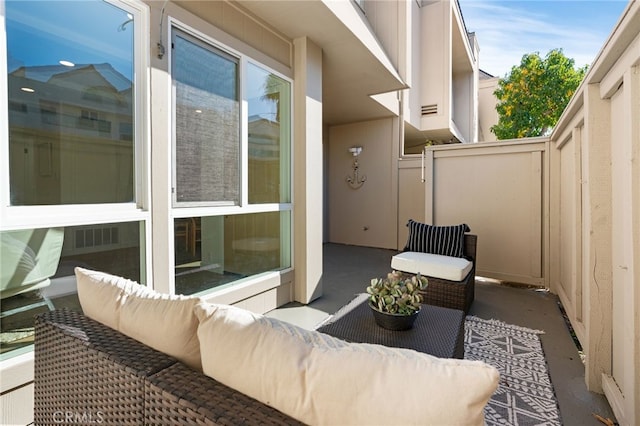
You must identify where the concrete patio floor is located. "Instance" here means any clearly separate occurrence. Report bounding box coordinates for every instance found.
[267,243,617,426]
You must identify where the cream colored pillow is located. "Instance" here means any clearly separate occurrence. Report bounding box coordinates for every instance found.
[195,302,500,426]
[75,267,202,371]
[75,267,140,329]
[195,302,312,413]
[120,292,202,370]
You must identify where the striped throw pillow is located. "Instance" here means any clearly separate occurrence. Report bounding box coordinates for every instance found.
[404,220,470,258]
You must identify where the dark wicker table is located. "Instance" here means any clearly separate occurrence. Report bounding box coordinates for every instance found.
[316,293,465,359]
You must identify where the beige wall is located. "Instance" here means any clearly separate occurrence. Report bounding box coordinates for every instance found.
[406,0,423,127]
[550,2,639,423]
[424,139,549,286]
[397,156,426,249]
[419,1,449,134]
[452,71,474,142]
[173,0,292,68]
[360,0,402,74]
[414,0,478,143]
[328,118,399,249]
[293,36,324,304]
[478,77,499,142]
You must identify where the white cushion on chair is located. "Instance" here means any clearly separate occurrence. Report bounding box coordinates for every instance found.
[392,251,472,281]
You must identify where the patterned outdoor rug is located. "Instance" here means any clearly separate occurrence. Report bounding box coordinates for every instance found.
[464,316,562,426]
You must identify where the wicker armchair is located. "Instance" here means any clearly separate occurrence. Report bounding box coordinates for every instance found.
[395,234,477,314]
[419,234,476,313]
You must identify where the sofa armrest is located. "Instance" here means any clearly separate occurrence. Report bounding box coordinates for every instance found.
[34,309,303,425]
[34,309,176,425]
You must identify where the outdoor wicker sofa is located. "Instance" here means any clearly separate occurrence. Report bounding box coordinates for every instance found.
[33,267,499,425]
[34,308,301,425]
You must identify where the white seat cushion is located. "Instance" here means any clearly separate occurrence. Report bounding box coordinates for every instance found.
[392,251,472,281]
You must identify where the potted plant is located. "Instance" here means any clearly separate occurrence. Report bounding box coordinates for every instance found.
[366,271,428,330]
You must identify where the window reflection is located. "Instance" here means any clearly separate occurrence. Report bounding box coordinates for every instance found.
[247,64,291,204]
[0,222,143,359]
[6,0,135,205]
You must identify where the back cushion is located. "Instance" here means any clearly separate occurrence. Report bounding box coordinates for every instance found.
[195,301,499,426]
[75,267,141,330]
[75,267,202,371]
[119,292,202,370]
[404,219,470,258]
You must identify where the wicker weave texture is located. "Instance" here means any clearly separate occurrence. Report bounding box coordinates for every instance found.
[34,309,303,425]
[317,293,465,359]
[420,267,475,313]
[34,309,176,425]
[145,363,302,425]
[412,234,477,314]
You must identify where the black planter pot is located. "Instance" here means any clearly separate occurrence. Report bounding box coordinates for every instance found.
[369,303,420,331]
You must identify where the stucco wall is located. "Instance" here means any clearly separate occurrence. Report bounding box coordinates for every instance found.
[419,0,449,133]
[172,1,292,68]
[328,118,399,249]
[360,0,402,75]
[478,77,499,142]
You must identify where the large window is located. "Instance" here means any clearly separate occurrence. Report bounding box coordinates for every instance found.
[172,30,239,206]
[171,27,292,295]
[1,0,148,360]
[174,212,291,295]
[5,0,135,206]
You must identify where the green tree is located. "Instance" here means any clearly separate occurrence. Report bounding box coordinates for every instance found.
[491,49,587,139]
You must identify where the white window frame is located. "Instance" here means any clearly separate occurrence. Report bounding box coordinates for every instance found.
[0,0,151,232]
[169,19,294,215]
[167,18,294,294]
[0,0,152,387]
[170,26,242,208]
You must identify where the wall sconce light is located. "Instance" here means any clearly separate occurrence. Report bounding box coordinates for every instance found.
[348,146,362,156]
[346,146,366,189]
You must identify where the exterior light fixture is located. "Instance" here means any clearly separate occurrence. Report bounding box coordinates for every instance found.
[348,146,362,156]
[346,146,366,189]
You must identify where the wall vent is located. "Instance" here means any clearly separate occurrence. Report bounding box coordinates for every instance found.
[75,226,120,249]
[421,104,438,115]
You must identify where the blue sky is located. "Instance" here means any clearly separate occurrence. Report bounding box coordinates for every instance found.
[458,0,630,77]
[6,1,133,79]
